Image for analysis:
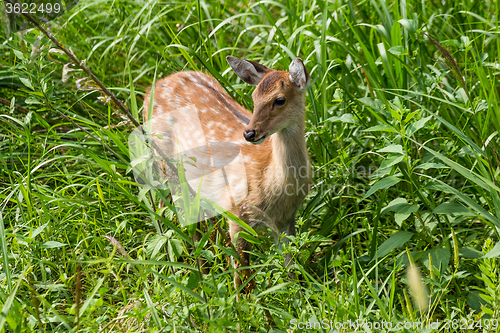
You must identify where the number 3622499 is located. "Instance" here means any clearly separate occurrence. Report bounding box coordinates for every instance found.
[5,2,61,14]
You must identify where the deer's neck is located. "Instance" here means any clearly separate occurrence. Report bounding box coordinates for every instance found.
[268,119,309,182]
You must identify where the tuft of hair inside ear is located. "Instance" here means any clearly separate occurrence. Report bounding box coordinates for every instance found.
[227,56,267,86]
[289,58,309,90]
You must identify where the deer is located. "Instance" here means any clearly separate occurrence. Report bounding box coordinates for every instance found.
[142,56,312,292]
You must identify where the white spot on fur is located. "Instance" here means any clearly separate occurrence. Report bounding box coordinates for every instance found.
[161,87,173,100]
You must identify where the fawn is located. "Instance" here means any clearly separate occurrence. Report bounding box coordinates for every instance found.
[143,56,311,289]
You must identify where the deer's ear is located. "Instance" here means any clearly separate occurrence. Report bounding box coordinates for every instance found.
[226,56,272,86]
[289,58,310,90]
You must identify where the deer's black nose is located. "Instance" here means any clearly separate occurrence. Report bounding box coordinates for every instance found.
[243,129,256,142]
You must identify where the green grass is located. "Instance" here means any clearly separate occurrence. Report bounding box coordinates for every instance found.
[1,0,500,331]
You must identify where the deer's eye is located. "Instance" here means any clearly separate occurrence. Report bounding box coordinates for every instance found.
[274,97,286,106]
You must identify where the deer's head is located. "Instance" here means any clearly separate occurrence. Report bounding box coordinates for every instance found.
[227,56,310,144]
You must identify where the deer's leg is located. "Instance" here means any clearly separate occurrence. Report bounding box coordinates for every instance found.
[239,203,279,236]
[238,204,297,279]
[229,221,252,293]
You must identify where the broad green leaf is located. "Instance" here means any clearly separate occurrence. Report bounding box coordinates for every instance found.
[358,23,390,42]
[359,97,384,111]
[379,154,404,170]
[482,306,495,316]
[407,116,432,136]
[363,176,402,199]
[398,19,418,33]
[30,222,49,240]
[376,231,414,259]
[186,270,200,289]
[422,248,450,273]
[327,113,358,124]
[42,241,67,249]
[459,247,483,259]
[333,88,343,101]
[381,198,408,213]
[415,162,449,170]
[388,46,406,56]
[378,144,404,154]
[433,202,471,215]
[25,96,41,104]
[456,88,468,104]
[377,191,417,225]
[363,124,398,133]
[467,291,487,314]
[13,49,24,60]
[239,231,261,245]
[20,78,33,90]
[394,204,419,227]
[169,239,184,258]
[147,235,168,260]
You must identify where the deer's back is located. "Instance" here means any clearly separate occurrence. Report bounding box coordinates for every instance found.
[144,71,254,142]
